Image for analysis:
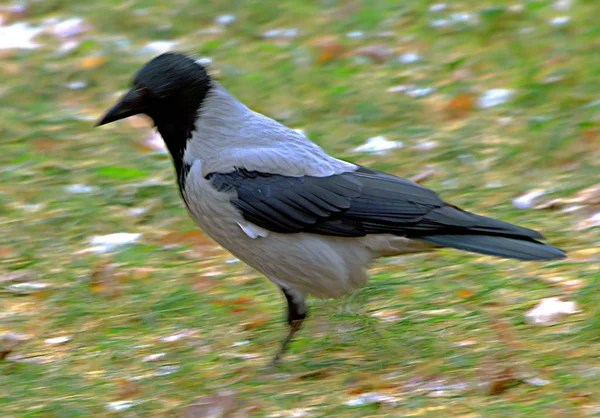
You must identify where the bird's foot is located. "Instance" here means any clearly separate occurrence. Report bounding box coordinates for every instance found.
[270,319,304,367]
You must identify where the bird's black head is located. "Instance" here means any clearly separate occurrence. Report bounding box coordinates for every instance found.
[97,52,211,163]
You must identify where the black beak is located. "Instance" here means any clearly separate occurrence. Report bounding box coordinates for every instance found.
[96,88,146,127]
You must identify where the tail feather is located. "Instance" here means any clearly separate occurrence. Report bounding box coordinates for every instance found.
[418,234,566,261]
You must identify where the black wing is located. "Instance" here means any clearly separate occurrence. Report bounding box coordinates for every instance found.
[206,167,544,240]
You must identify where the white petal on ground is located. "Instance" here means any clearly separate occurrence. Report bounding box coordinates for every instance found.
[142,353,166,362]
[430,18,450,28]
[7,282,50,294]
[406,87,435,97]
[346,31,364,38]
[399,52,420,63]
[554,0,571,11]
[524,377,551,386]
[128,207,148,216]
[106,401,141,412]
[0,23,43,49]
[512,189,545,209]
[65,184,94,193]
[141,40,176,54]
[215,14,236,25]
[88,233,142,253]
[450,12,475,23]
[525,297,580,326]
[66,81,87,90]
[478,89,513,108]
[577,212,600,230]
[154,365,180,376]
[345,392,397,407]
[429,3,447,12]
[159,330,197,342]
[550,16,570,26]
[387,85,409,93]
[48,17,86,38]
[262,28,298,38]
[351,136,403,154]
[44,336,72,345]
[195,56,212,66]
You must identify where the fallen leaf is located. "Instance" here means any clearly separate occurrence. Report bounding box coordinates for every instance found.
[6,281,51,296]
[130,267,152,280]
[478,89,512,108]
[345,392,397,407]
[44,336,72,345]
[106,400,140,412]
[0,270,36,284]
[31,138,58,152]
[351,44,393,63]
[487,310,520,351]
[312,36,345,64]
[524,297,579,326]
[116,378,142,399]
[182,390,239,418]
[294,367,331,380]
[477,355,519,395]
[0,333,28,360]
[351,135,403,154]
[445,93,475,119]
[87,232,141,253]
[159,329,198,342]
[141,353,166,362]
[456,288,475,299]
[512,189,546,209]
[79,56,106,69]
[90,261,120,298]
[408,170,435,184]
[242,315,270,330]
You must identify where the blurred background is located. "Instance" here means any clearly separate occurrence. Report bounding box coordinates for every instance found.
[1,0,599,416]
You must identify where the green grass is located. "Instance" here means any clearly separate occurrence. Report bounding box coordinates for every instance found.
[1,0,599,416]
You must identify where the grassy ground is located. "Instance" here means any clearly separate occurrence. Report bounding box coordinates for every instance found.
[1,0,599,416]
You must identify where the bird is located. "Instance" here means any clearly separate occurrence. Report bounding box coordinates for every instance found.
[97,52,565,365]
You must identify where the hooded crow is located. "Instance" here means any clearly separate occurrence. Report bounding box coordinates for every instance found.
[97,52,565,364]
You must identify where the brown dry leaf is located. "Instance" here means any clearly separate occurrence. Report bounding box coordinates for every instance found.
[0,270,36,284]
[445,93,475,119]
[408,170,435,184]
[130,267,151,280]
[182,390,239,418]
[116,378,142,399]
[192,277,215,292]
[581,127,597,144]
[0,333,28,360]
[456,288,475,299]
[0,4,28,24]
[31,138,58,152]
[90,260,120,299]
[294,367,331,380]
[312,36,345,64]
[351,44,393,63]
[574,184,600,205]
[79,56,106,69]
[566,390,592,405]
[242,315,270,330]
[0,246,14,259]
[477,355,518,395]
[231,295,252,305]
[344,372,385,395]
[487,310,520,351]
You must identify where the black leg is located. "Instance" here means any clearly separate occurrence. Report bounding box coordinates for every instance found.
[271,287,307,366]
